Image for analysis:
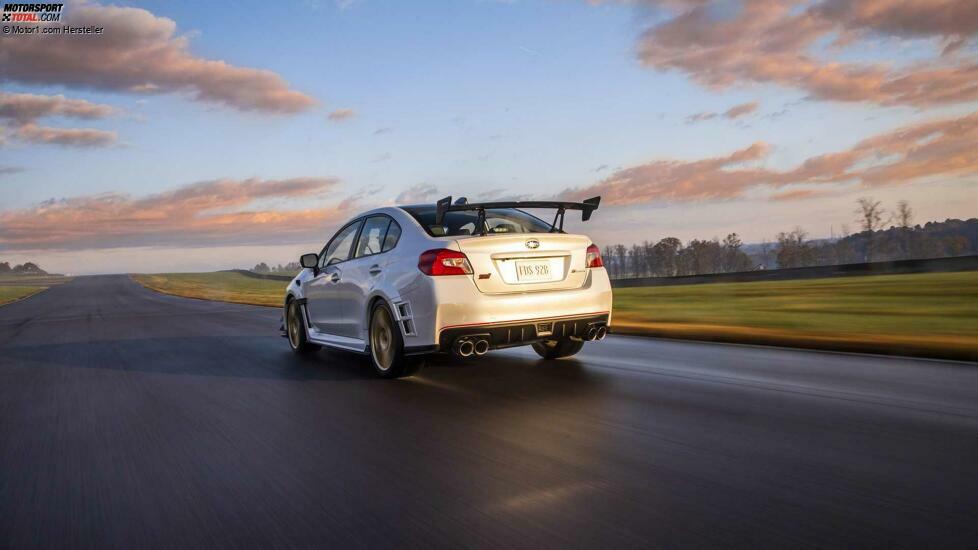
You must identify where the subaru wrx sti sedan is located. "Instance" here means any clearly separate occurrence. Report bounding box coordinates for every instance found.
[282,196,612,377]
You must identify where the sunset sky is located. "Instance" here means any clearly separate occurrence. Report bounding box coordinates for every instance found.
[1,0,976,274]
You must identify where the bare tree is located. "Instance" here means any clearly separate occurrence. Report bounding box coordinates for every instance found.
[855,197,888,262]
[613,244,628,278]
[602,245,617,278]
[896,200,914,259]
[776,227,814,268]
[721,233,751,272]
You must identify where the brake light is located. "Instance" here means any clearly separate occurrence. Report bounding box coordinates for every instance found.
[586,244,603,268]
[418,248,474,276]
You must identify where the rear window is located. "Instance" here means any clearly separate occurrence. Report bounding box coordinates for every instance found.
[403,207,554,237]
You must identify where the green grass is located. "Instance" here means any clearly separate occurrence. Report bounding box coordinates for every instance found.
[0,285,47,305]
[0,275,69,306]
[613,271,978,360]
[132,270,978,360]
[133,272,287,307]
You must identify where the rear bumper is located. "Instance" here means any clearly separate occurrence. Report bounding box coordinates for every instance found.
[437,312,610,352]
[397,268,613,349]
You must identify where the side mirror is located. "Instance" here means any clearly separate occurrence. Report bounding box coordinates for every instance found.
[300,253,318,269]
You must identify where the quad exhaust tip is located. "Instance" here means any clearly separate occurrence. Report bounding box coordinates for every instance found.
[454,336,490,358]
[473,339,490,356]
[584,324,608,341]
[457,340,475,357]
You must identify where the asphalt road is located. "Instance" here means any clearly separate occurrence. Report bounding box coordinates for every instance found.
[1,275,977,548]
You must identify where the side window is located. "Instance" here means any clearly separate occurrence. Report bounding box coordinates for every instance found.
[354,216,391,258]
[382,220,401,252]
[320,221,362,267]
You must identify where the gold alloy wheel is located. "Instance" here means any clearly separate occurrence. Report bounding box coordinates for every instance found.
[370,306,395,372]
[288,301,302,349]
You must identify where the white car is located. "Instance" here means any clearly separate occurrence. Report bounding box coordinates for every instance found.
[282,196,612,377]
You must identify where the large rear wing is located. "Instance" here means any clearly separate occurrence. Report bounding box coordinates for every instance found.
[434,195,601,234]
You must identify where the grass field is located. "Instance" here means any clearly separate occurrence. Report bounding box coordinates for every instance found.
[613,271,978,360]
[0,275,71,306]
[132,270,978,361]
[0,286,47,306]
[133,272,286,307]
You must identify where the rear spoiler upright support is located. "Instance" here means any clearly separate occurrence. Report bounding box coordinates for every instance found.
[434,196,601,235]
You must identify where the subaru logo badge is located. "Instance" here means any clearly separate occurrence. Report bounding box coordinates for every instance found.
[525,239,540,249]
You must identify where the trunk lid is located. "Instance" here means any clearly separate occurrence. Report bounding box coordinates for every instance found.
[455,233,591,294]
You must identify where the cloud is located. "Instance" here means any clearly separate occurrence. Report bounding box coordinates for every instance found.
[686,101,759,123]
[327,108,357,121]
[769,188,835,201]
[0,2,315,114]
[562,111,978,204]
[563,142,773,204]
[0,91,118,147]
[0,177,346,250]
[395,182,440,204]
[14,123,117,147]
[685,111,718,124]
[0,92,116,124]
[724,101,759,119]
[634,0,978,107]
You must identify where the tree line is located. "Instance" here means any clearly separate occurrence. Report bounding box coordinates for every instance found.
[252,261,302,274]
[0,261,48,276]
[601,198,978,280]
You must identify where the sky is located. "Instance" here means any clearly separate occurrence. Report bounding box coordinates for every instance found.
[0,0,976,274]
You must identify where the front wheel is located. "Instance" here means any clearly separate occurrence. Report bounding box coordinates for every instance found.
[369,301,424,378]
[286,299,320,354]
[532,338,584,360]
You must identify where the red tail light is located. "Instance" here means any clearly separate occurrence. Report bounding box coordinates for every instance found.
[586,244,604,268]
[418,248,474,276]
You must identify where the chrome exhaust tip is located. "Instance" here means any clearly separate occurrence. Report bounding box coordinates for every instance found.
[473,339,490,356]
[595,326,608,341]
[585,327,598,341]
[456,340,475,357]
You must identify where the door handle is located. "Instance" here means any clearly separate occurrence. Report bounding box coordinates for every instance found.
[369,265,382,275]
[330,273,341,283]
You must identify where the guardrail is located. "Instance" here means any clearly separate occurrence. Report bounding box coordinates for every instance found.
[610,254,978,288]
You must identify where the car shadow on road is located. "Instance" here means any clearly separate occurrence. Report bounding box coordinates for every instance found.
[1,335,609,396]
[0,336,377,382]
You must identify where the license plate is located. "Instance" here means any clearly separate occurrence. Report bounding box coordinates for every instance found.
[515,260,552,282]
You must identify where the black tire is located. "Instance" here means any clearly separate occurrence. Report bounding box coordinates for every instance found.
[368,301,424,378]
[532,338,584,360]
[286,299,320,355]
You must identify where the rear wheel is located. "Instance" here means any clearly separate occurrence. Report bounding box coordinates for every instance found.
[286,299,320,354]
[369,301,424,378]
[532,338,584,360]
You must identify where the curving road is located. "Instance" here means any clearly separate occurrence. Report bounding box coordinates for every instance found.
[1,275,977,548]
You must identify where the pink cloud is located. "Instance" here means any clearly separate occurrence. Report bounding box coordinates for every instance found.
[0,92,116,124]
[0,2,315,114]
[634,0,978,107]
[14,123,117,147]
[724,101,759,119]
[686,101,759,123]
[0,177,345,250]
[562,111,978,204]
[0,91,118,147]
[327,108,357,121]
